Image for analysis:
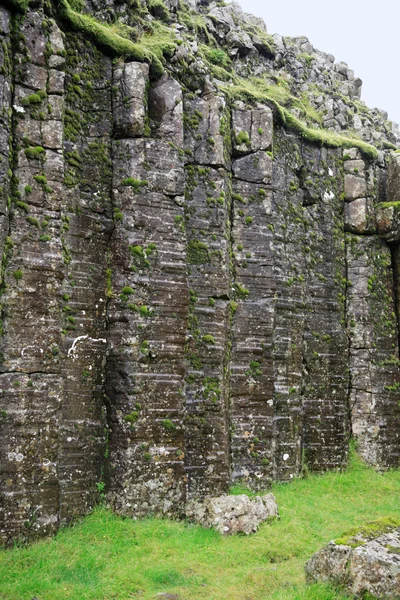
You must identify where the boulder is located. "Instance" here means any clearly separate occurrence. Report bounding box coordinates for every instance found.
[305,518,400,598]
[186,494,278,535]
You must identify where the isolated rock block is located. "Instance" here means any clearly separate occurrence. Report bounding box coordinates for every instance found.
[306,518,400,598]
[186,494,278,535]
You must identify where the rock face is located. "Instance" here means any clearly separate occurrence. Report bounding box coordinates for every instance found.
[306,519,400,598]
[0,0,400,545]
[186,493,278,535]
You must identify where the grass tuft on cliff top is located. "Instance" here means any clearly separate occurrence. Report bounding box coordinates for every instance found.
[1,449,400,599]
[57,0,167,79]
[224,78,379,160]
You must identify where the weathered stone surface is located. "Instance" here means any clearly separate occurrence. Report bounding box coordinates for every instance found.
[344,198,372,233]
[186,493,278,535]
[232,103,273,153]
[306,519,400,598]
[232,152,272,183]
[344,173,367,200]
[113,62,149,139]
[0,0,400,546]
[376,203,400,242]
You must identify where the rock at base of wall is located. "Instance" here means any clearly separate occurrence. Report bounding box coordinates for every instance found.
[305,518,400,598]
[185,493,278,535]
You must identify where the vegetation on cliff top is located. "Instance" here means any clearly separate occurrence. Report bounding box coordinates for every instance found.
[5,0,381,159]
[1,450,400,599]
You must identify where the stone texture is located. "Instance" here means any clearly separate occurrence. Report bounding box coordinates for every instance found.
[186,493,278,535]
[113,62,149,139]
[0,0,400,546]
[306,520,400,598]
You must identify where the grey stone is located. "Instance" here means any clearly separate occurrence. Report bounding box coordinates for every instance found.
[344,198,369,234]
[232,151,272,183]
[113,62,149,138]
[306,520,400,598]
[344,173,367,200]
[186,494,278,535]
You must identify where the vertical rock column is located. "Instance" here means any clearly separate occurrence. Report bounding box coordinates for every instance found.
[0,7,11,263]
[300,146,350,471]
[182,90,232,499]
[0,11,65,542]
[270,132,306,481]
[0,5,16,544]
[345,150,400,466]
[229,103,276,489]
[107,66,188,516]
[58,34,113,524]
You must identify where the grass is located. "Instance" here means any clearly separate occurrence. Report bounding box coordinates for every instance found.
[224,78,378,160]
[1,451,400,599]
[57,0,165,79]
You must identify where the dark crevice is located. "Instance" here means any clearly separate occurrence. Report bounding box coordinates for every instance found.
[343,230,354,451]
[389,242,400,355]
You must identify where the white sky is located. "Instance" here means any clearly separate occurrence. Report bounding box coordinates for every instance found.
[236,0,400,126]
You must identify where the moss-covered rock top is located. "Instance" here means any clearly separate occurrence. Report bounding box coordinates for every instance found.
[334,517,400,548]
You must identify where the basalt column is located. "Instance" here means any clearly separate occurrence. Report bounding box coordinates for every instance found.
[182,90,232,499]
[58,33,113,524]
[230,102,276,488]
[345,151,400,466]
[0,11,65,542]
[300,146,350,471]
[106,66,189,516]
[270,131,306,480]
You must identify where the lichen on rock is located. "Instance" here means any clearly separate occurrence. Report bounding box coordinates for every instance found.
[0,0,400,546]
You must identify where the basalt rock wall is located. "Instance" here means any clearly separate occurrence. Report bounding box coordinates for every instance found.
[0,0,400,544]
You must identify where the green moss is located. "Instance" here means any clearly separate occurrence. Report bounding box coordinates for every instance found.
[58,0,165,79]
[202,334,215,345]
[121,178,148,190]
[121,286,134,295]
[162,419,176,430]
[234,283,250,299]
[148,0,170,22]
[16,201,29,213]
[33,175,47,185]
[232,193,246,204]
[27,216,40,228]
[24,185,32,195]
[188,239,210,265]
[224,78,379,160]
[334,517,400,548]
[13,269,23,281]
[376,201,400,210]
[204,48,230,68]
[124,411,139,424]
[2,0,29,13]
[235,131,250,146]
[39,235,52,242]
[25,147,45,160]
[113,208,123,222]
[21,91,46,106]
[130,245,144,258]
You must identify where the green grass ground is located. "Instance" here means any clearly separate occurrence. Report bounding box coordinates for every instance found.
[1,452,400,600]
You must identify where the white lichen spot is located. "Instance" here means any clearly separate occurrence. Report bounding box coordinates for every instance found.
[13,104,25,113]
[283,453,289,461]
[68,335,106,359]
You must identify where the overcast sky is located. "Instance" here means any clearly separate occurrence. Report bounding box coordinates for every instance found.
[236,0,399,126]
